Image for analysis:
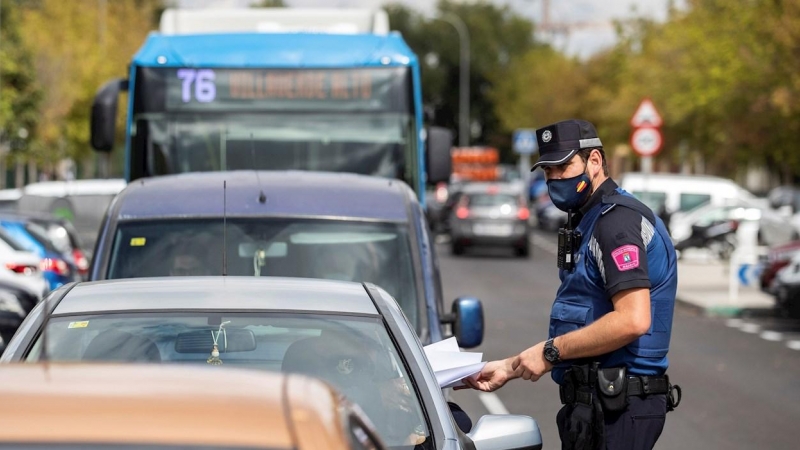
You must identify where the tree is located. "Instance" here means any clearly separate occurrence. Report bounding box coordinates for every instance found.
[0,0,41,183]
[252,0,286,7]
[387,0,540,160]
[19,0,161,174]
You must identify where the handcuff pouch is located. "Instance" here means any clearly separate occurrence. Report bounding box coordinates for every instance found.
[596,367,628,413]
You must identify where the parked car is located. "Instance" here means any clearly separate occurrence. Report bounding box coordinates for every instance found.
[669,198,799,248]
[89,171,480,346]
[772,252,800,318]
[0,270,44,344]
[0,363,388,450]
[3,277,543,450]
[0,213,90,280]
[0,217,77,290]
[619,172,755,215]
[15,178,126,251]
[449,182,531,257]
[759,240,800,293]
[0,227,46,288]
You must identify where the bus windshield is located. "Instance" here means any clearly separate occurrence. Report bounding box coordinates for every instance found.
[136,112,413,180]
[130,66,418,187]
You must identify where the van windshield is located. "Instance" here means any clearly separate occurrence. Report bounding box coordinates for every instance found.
[107,219,421,330]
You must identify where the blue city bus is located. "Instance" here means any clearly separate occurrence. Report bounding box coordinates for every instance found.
[90,9,451,205]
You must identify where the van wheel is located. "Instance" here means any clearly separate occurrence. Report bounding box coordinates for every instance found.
[515,244,530,258]
[452,243,465,256]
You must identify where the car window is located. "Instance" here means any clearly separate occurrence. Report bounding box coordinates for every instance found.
[679,193,712,212]
[107,219,421,331]
[630,190,667,211]
[27,312,433,450]
[467,193,517,207]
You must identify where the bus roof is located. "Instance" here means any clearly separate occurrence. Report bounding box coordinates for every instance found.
[159,8,390,35]
[132,32,418,69]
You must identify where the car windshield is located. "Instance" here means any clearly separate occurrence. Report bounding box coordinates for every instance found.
[26,312,432,450]
[107,219,421,330]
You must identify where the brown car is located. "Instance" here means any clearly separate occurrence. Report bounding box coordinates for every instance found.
[0,363,385,450]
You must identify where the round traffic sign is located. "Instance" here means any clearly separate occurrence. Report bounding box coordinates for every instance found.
[630,127,663,157]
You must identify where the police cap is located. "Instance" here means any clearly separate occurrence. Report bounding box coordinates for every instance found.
[531,119,603,171]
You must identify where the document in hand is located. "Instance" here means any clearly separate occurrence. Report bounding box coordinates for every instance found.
[423,337,486,388]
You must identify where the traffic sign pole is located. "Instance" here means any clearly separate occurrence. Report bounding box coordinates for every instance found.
[641,156,653,174]
[513,128,538,183]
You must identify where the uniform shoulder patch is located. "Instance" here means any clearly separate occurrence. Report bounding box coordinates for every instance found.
[611,245,639,271]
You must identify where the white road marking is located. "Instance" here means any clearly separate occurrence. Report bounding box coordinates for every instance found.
[787,340,800,351]
[760,331,783,342]
[478,392,510,415]
[726,318,744,328]
[740,323,761,334]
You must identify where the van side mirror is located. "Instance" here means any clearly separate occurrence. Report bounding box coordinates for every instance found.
[467,415,543,450]
[426,126,453,184]
[442,296,483,349]
[91,78,128,152]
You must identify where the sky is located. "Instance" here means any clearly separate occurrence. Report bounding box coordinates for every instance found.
[178,0,684,58]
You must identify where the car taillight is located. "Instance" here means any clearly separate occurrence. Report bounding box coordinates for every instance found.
[72,249,89,273]
[5,263,38,276]
[456,207,470,219]
[40,258,70,276]
[517,207,530,220]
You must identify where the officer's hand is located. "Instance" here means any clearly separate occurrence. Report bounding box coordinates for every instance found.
[455,357,519,392]
[512,341,553,382]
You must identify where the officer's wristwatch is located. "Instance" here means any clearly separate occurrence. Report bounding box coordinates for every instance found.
[543,338,562,364]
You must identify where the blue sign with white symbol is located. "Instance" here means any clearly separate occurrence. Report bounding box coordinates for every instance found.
[513,129,538,154]
[738,263,763,286]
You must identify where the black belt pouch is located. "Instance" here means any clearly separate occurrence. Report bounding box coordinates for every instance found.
[596,367,628,413]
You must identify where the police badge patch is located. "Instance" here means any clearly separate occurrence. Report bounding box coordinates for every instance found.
[611,245,639,271]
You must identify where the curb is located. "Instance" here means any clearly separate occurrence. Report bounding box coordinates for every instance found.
[675,296,775,318]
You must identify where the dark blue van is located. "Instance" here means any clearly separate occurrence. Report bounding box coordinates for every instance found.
[89,171,482,346]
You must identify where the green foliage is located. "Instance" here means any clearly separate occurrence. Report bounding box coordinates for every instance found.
[491,0,800,179]
[387,0,539,158]
[0,0,41,160]
[252,0,286,7]
[19,0,160,166]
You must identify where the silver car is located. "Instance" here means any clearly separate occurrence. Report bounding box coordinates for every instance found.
[449,183,531,257]
[3,277,543,450]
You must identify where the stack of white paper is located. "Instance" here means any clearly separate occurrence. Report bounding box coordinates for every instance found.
[423,337,486,388]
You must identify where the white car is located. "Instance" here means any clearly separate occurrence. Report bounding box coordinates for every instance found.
[669,198,797,248]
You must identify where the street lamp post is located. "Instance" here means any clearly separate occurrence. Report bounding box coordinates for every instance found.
[436,13,470,148]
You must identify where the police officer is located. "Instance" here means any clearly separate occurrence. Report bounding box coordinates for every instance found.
[460,119,680,450]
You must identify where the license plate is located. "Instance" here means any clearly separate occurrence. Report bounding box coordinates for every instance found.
[473,223,513,236]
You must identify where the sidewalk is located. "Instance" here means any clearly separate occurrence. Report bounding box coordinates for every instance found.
[676,253,774,317]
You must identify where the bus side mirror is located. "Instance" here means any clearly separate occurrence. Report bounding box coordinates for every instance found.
[426,126,453,184]
[442,296,484,349]
[91,78,128,152]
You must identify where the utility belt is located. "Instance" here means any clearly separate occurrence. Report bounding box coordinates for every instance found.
[559,363,682,413]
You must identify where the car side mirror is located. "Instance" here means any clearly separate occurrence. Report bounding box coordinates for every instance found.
[467,415,543,450]
[444,296,484,349]
[91,78,128,152]
[426,126,453,184]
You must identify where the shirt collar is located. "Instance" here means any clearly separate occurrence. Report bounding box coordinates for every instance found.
[579,177,618,216]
